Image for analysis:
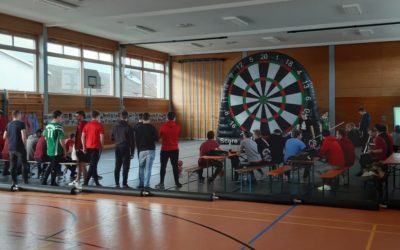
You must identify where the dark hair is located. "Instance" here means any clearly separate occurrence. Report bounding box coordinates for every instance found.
[121,110,128,120]
[12,110,21,118]
[358,107,365,112]
[92,110,100,118]
[244,131,252,138]
[322,129,330,137]
[52,110,62,119]
[167,111,176,120]
[0,110,3,115]
[143,112,150,121]
[337,129,346,137]
[69,133,75,139]
[207,131,215,140]
[374,124,386,133]
[76,110,86,119]
[273,129,282,135]
[292,129,302,138]
[395,125,400,133]
[138,113,143,120]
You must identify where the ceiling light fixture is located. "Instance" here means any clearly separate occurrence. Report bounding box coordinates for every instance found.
[222,16,249,27]
[130,25,156,34]
[39,0,79,10]
[262,36,283,43]
[357,29,374,37]
[190,42,205,48]
[341,3,362,15]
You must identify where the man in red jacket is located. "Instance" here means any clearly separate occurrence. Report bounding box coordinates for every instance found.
[318,129,345,190]
[337,129,356,167]
[156,112,182,189]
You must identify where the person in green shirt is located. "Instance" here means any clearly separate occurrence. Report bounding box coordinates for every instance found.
[42,110,66,186]
[320,111,329,132]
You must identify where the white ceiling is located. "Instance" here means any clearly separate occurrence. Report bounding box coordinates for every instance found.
[1,0,400,55]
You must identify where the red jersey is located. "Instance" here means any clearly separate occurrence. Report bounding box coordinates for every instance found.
[75,120,87,150]
[373,136,388,161]
[338,137,355,167]
[320,136,345,168]
[199,140,220,156]
[65,138,75,153]
[1,138,9,160]
[83,120,104,149]
[34,136,47,161]
[159,120,181,151]
[0,116,7,148]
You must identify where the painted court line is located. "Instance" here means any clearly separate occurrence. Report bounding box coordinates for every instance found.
[241,204,297,250]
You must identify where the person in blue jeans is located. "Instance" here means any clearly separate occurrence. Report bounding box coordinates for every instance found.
[135,112,158,190]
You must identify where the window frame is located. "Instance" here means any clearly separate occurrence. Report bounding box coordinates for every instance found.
[0,32,38,92]
[123,56,167,99]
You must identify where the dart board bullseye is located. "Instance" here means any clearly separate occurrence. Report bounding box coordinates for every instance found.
[217,51,320,145]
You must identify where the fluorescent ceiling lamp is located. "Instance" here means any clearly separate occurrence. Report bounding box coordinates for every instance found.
[190,42,204,48]
[130,25,156,34]
[222,16,249,27]
[262,36,283,43]
[39,0,79,10]
[357,29,374,37]
[342,3,362,15]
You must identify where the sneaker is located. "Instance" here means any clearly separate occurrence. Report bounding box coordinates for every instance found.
[116,184,121,188]
[361,171,377,177]
[68,180,78,186]
[123,184,130,189]
[198,176,205,183]
[379,203,388,209]
[97,175,103,180]
[155,183,165,190]
[175,183,183,188]
[12,185,19,191]
[317,185,332,191]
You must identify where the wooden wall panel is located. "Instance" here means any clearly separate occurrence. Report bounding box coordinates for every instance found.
[0,13,42,36]
[125,45,168,62]
[336,42,400,97]
[336,96,399,130]
[48,27,118,51]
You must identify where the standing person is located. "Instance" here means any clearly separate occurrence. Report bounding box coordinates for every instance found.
[392,125,400,152]
[3,110,30,187]
[82,110,104,186]
[0,110,7,153]
[111,110,135,188]
[345,122,362,148]
[156,112,182,189]
[135,112,158,190]
[297,111,316,146]
[42,110,66,186]
[358,107,371,148]
[68,111,88,187]
[320,111,329,132]
[133,113,144,157]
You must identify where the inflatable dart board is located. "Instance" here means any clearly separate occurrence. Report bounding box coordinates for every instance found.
[217,51,320,145]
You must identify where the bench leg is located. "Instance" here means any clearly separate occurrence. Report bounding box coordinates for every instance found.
[269,175,273,193]
[249,173,252,192]
[280,175,284,192]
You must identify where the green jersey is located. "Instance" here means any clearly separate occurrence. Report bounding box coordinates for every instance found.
[44,122,64,156]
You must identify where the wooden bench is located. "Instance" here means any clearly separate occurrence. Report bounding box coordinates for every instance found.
[267,165,292,192]
[235,165,264,192]
[319,169,345,191]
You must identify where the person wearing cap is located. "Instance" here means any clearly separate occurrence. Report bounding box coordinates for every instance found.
[26,129,42,161]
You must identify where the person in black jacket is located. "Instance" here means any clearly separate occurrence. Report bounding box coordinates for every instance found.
[112,110,135,188]
[267,129,285,167]
[135,112,158,190]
